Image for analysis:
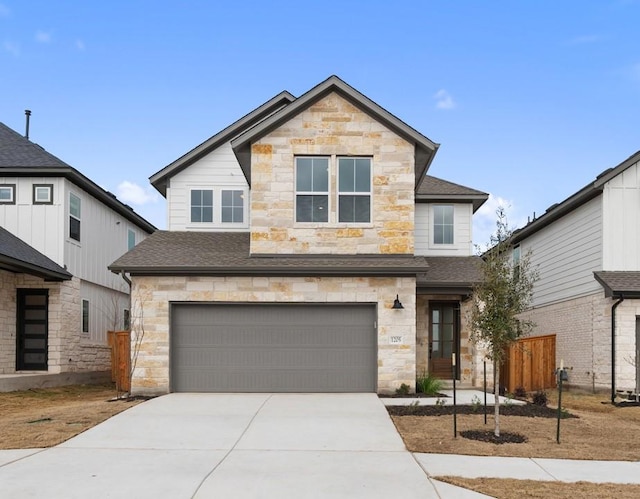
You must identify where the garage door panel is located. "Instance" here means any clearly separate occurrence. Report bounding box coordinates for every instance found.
[170,304,376,392]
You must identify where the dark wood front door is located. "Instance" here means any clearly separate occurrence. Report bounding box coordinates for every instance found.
[16,289,48,371]
[428,302,459,379]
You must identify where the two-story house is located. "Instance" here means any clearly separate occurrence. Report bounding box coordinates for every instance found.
[0,122,156,389]
[512,150,640,401]
[109,76,488,395]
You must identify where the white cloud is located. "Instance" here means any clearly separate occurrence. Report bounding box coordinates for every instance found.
[0,3,9,17]
[75,39,85,51]
[116,181,159,206]
[35,30,52,43]
[434,89,456,110]
[2,40,19,56]
[472,194,528,251]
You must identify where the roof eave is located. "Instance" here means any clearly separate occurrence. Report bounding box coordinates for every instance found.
[415,193,490,213]
[0,256,72,281]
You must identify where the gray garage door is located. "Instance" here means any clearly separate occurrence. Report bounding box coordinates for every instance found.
[170,303,377,392]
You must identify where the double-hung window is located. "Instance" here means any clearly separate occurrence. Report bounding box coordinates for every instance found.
[0,184,15,204]
[69,193,81,242]
[296,157,329,223]
[338,157,371,223]
[221,190,244,223]
[433,205,454,244]
[190,189,213,223]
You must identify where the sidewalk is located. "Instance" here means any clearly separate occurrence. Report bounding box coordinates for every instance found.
[414,453,640,484]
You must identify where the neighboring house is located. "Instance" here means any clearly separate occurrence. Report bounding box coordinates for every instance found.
[0,122,155,387]
[110,75,488,395]
[512,150,640,399]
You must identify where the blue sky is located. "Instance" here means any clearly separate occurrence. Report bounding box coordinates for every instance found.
[1,1,639,246]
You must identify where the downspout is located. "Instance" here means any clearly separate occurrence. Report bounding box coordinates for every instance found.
[117,270,131,288]
[611,295,624,404]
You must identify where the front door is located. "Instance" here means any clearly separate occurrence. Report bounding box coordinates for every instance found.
[16,289,48,371]
[428,302,459,379]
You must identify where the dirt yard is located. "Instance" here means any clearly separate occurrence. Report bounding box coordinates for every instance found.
[390,390,640,498]
[0,384,143,449]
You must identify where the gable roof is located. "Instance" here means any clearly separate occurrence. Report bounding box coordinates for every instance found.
[109,231,430,276]
[416,175,488,212]
[230,75,439,188]
[0,123,156,234]
[594,271,640,299]
[149,91,295,196]
[511,149,640,244]
[0,227,72,281]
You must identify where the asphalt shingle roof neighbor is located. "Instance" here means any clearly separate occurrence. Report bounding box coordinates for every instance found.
[0,123,71,168]
[594,271,640,298]
[0,227,72,281]
[415,175,488,212]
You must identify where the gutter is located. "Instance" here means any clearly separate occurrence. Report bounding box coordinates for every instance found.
[611,296,624,404]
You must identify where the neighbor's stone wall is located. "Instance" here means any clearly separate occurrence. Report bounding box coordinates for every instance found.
[416,294,474,386]
[250,92,415,255]
[517,292,625,391]
[0,273,110,374]
[130,275,417,395]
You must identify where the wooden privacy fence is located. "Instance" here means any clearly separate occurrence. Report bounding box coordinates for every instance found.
[108,330,131,393]
[500,334,556,393]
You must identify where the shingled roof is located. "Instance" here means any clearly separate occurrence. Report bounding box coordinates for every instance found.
[0,227,72,281]
[0,122,156,233]
[594,271,640,298]
[415,175,488,212]
[109,231,430,276]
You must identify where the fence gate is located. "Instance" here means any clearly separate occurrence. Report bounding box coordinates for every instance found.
[501,334,556,393]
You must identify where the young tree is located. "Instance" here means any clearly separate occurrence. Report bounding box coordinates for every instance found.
[470,207,538,436]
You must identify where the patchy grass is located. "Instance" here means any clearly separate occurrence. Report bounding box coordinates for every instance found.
[0,384,143,449]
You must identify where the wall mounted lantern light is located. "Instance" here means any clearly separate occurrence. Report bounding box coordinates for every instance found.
[392,294,404,309]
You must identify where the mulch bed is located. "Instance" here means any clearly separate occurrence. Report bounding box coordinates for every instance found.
[459,430,528,444]
[386,404,578,418]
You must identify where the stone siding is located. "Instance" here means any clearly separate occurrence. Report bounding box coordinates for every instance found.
[0,271,110,375]
[249,92,415,255]
[518,292,638,391]
[130,275,417,395]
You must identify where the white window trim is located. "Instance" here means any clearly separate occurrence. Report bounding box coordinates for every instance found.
[295,156,330,224]
[187,186,249,229]
[336,156,373,225]
[431,204,455,246]
[0,184,15,204]
[69,192,81,243]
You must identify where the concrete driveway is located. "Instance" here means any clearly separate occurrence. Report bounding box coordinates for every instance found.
[0,393,486,498]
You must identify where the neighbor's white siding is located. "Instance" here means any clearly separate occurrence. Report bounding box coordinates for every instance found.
[521,196,602,307]
[414,203,473,256]
[602,158,640,270]
[80,280,129,344]
[62,179,146,291]
[167,141,250,231]
[0,176,65,265]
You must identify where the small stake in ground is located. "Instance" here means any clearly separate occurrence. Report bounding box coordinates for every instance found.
[483,359,487,425]
[556,359,567,444]
[452,352,457,438]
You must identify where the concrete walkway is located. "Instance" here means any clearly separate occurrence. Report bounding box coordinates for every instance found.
[0,393,488,498]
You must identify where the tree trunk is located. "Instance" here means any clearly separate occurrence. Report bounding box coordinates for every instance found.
[494,362,501,437]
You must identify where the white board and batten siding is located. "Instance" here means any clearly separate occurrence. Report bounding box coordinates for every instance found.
[602,158,640,271]
[414,203,473,256]
[521,196,603,307]
[167,141,250,231]
[63,178,148,291]
[80,281,129,343]
[0,176,66,266]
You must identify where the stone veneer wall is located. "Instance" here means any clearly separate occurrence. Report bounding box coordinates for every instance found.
[517,292,636,391]
[0,271,110,374]
[129,275,417,395]
[416,295,474,385]
[250,92,415,255]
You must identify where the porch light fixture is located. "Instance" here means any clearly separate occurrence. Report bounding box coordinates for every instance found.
[392,295,404,310]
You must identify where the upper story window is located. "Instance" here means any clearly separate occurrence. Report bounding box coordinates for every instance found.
[221,189,244,223]
[338,157,371,223]
[513,244,521,280]
[191,189,213,223]
[128,229,136,250]
[433,205,454,244]
[33,184,53,204]
[0,184,15,204]
[69,193,81,242]
[296,157,329,223]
